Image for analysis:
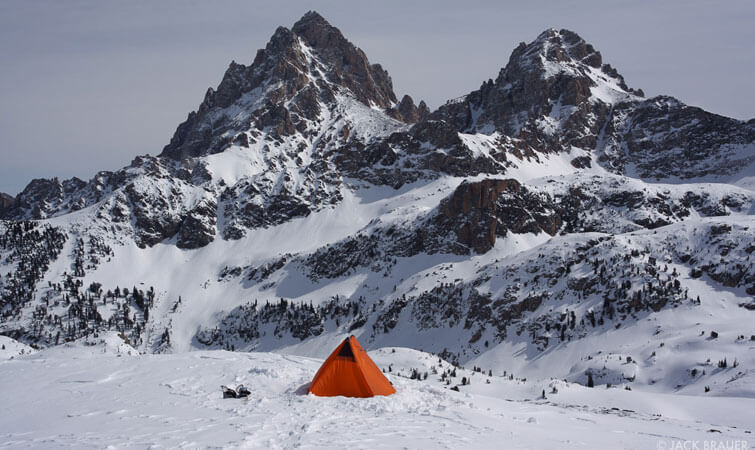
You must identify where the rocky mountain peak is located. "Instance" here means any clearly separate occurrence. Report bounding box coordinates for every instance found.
[499,28,640,97]
[290,11,341,49]
[160,11,404,161]
[290,11,397,109]
[513,28,603,71]
[1,177,90,219]
[391,95,431,123]
[426,27,645,160]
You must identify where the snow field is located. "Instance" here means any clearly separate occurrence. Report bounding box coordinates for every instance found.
[0,336,752,449]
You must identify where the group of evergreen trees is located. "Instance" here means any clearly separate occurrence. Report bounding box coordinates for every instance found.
[0,222,153,348]
[196,295,370,349]
[517,244,690,352]
[0,221,66,321]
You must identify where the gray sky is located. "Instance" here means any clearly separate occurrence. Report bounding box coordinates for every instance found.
[1,0,753,195]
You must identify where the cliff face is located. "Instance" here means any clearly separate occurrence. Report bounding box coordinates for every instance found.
[437,179,561,254]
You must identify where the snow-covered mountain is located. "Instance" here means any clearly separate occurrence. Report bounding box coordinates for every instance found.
[1,11,753,398]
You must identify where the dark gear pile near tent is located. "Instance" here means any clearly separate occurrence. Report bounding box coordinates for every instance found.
[309,335,396,398]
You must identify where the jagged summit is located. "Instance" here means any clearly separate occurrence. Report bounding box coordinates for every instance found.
[520,28,604,69]
[404,27,641,165]
[290,10,341,49]
[293,10,327,25]
[501,28,641,96]
[432,27,643,136]
[416,26,752,179]
[160,11,423,161]
[290,11,398,109]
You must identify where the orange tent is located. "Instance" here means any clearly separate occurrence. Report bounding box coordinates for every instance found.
[309,335,396,397]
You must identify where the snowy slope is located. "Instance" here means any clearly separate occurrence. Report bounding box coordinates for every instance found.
[0,335,35,360]
[0,338,751,449]
[1,139,753,393]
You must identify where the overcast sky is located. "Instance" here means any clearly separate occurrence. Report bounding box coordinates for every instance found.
[1,0,753,195]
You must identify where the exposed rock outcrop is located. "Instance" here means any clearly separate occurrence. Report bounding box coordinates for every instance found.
[436,179,561,254]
